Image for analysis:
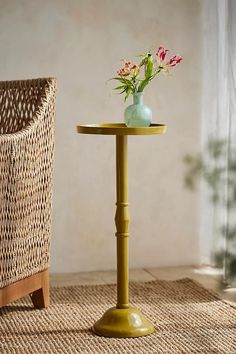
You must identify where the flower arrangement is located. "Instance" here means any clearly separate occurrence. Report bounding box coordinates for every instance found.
[112,46,183,101]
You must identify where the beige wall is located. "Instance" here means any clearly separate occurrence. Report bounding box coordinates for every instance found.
[0,0,202,272]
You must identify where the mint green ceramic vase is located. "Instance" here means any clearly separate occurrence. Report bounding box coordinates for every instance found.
[124,92,152,127]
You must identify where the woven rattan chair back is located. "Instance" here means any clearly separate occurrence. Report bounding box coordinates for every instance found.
[0,78,56,308]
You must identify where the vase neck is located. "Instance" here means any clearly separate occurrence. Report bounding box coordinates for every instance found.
[133,92,143,104]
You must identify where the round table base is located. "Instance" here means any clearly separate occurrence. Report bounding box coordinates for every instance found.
[93,306,155,338]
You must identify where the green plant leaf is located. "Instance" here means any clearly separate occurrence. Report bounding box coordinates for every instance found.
[112,77,132,86]
[137,76,152,92]
[119,88,127,94]
[145,57,154,78]
[113,85,126,90]
[124,86,131,101]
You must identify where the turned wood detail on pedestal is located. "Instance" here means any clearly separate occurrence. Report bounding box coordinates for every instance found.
[115,135,130,310]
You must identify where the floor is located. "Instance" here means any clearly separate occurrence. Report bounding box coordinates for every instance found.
[50,266,236,303]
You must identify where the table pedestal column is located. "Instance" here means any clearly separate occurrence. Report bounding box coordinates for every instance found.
[93,136,154,338]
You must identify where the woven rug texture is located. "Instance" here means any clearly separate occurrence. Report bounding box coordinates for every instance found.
[0,278,236,354]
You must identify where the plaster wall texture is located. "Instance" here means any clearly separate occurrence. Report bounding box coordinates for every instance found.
[0,0,202,272]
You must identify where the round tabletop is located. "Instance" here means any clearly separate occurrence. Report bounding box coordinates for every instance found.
[77,123,167,136]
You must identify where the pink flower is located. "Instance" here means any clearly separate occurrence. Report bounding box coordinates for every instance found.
[156,46,169,62]
[117,60,140,77]
[166,55,183,67]
[117,68,130,77]
[130,64,140,76]
[122,59,132,68]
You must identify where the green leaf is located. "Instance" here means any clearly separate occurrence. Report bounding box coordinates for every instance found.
[137,77,151,92]
[112,77,132,86]
[124,87,131,101]
[119,88,127,94]
[113,85,126,90]
[145,57,154,78]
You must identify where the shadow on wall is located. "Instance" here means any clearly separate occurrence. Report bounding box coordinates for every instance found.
[184,139,236,285]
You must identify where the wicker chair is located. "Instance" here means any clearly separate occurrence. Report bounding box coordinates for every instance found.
[0,78,56,308]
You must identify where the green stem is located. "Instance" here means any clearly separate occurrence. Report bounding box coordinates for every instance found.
[131,77,137,93]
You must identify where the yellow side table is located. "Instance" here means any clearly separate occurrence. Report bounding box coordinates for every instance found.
[77,123,167,338]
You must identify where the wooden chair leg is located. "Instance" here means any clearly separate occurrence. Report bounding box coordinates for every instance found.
[31,271,49,309]
[0,270,49,309]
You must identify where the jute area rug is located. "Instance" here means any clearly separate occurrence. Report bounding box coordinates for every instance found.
[0,279,236,354]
